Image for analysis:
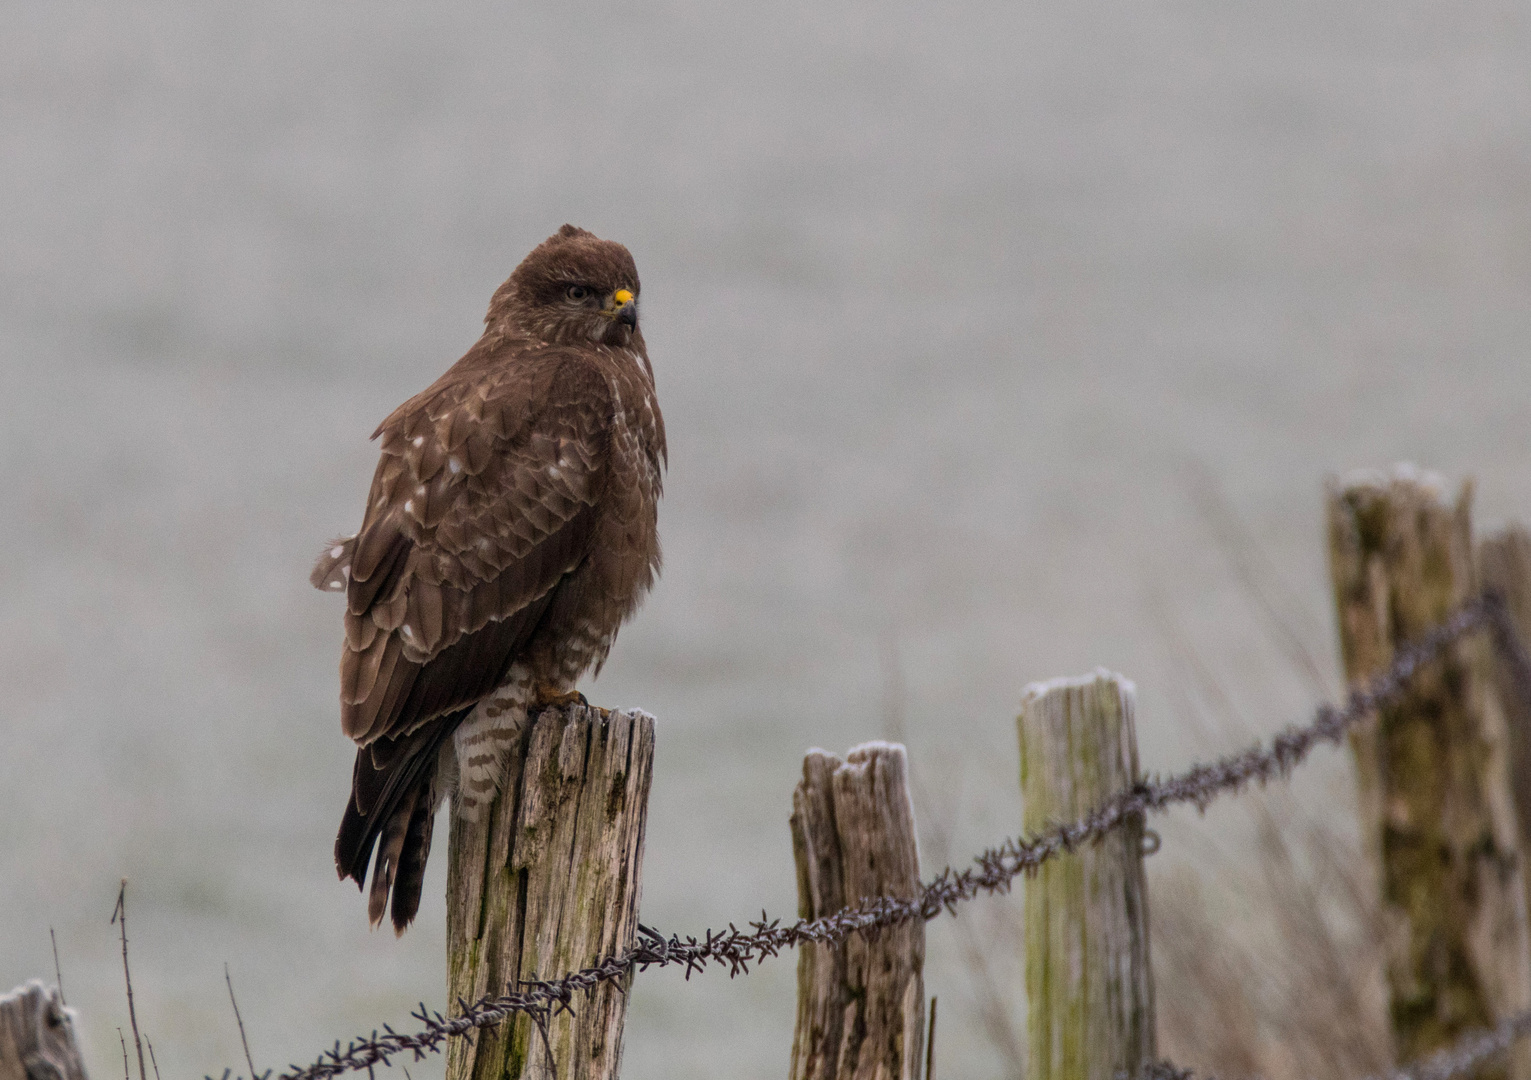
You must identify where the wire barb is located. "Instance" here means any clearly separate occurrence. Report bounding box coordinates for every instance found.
[278,594,1508,1080]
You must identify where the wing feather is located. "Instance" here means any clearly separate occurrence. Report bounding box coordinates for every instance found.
[322,344,614,747]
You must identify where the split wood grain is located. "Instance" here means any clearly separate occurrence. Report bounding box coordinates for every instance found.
[1328,467,1531,1079]
[1479,523,1531,873]
[445,705,654,1080]
[1019,670,1154,1080]
[789,741,925,1080]
[0,981,86,1080]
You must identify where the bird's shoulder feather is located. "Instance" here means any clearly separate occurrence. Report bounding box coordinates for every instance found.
[314,337,621,744]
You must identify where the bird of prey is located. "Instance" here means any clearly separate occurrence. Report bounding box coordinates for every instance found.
[310,225,665,932]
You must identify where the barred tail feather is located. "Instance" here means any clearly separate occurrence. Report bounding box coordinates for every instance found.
[334,708,467,931]
[367,784,417,927]
[389,785,440,933]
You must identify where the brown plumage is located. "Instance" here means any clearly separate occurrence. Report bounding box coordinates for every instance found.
[312,225,665,932]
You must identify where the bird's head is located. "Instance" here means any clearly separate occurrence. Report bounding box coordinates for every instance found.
[488,224,642,347]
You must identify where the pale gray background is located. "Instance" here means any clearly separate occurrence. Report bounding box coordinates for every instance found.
[2,2,1528,1077]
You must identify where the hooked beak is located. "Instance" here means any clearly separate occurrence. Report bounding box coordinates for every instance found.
[612,288,638,329]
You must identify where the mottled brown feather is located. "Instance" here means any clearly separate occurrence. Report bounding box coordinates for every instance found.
[316,225,666,929]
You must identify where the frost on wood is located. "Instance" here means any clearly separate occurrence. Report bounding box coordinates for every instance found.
[0,980,86,1080]
[789,741,925,1080]
[1019,670,1155,1080]
[1329,468,1531,1079]
[444,705,654,1080]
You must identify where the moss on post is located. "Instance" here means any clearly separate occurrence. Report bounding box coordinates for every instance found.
[445,705,654,1080]
[1019,670,1154,1080]
[1328,467,1531,1078]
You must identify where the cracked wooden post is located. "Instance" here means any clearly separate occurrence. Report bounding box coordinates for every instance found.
[1019,670,1154,1080]
[0,981,87,1080]
[789,741,925,1080]
[1479,523,1531,875]
[1328,466,1531,1078]
[445,704,655,1080]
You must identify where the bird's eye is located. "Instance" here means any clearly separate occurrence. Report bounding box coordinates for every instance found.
[565,285,591,302]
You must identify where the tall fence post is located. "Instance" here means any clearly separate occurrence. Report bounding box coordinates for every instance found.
[0,981,86,1080]
[1479,524,1531,880]
[1327,467,1531,1078]
[445,705,655,1080]
[1019,670,1155,1080]
[789,741,925,1080]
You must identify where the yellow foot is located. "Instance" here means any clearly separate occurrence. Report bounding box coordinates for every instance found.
[532,683,589,710]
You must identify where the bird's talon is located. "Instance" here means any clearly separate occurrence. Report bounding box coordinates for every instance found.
[532,683,589,711]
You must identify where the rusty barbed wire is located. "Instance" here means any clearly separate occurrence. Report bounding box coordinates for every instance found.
[275,592,1519,1080]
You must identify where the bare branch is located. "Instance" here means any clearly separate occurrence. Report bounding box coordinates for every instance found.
[50,927,65,1006]
[226,963,260,1080]
[112,880,148,1080]
[925,996,937,1080]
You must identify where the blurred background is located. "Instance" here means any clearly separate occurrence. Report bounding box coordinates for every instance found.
[2,2,1529,1077]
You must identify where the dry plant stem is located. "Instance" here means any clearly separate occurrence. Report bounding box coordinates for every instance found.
[50,929,65,1007]
[1329,472,1531,1078]
[226,964,259,1080]
[112,881,147,1080]
[1186,462,1336,699]
[1020,671,1154,1080]
[120,1029,129,1080]
[1146,1003,1531,1080]
[147,1037,161,1080]
[280,595,1504,1080]
[445,704,654,1080]
[924,997,936,1080]
[789,742,925,1080]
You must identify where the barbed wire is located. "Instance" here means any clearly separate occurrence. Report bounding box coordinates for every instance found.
[275,592,1522,1080]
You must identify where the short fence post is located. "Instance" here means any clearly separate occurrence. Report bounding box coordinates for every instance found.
[1327,468,1531,1077]
[1479,524,1531,872]
[0,981,86,1080]
[445,705,655,1080]
[1019,670,1155,1080]
[789,741,925,1080]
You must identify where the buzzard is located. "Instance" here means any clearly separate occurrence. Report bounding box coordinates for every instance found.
[311,226,665,932]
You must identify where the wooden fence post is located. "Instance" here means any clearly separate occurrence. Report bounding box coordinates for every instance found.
[1327,468,1531,1078]
[445,705,655,1080]
[1479,524,1531,876]
[789,741,925,1080]
[1019,670,1154,1080]
[0,981,86,1080]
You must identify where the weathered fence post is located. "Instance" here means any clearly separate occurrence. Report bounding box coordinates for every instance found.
[1479,524,1531,873]
[1019,670,1154,1080]
[1327,467,1531,1078]
[0,981,86,1080]
[789,741,925,1080]
[445,704,655,1080]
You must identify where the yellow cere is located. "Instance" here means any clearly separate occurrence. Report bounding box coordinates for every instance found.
[614,289,634,306]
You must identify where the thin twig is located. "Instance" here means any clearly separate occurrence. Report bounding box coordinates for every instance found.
[119,1028,130,1080]
[1143,1003,1531,1080]
[925,996,937,1080]
[112,880,148,1080]
[50,926,66,1005]
[147,1038,162,1080]
[226,963,260,1080]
